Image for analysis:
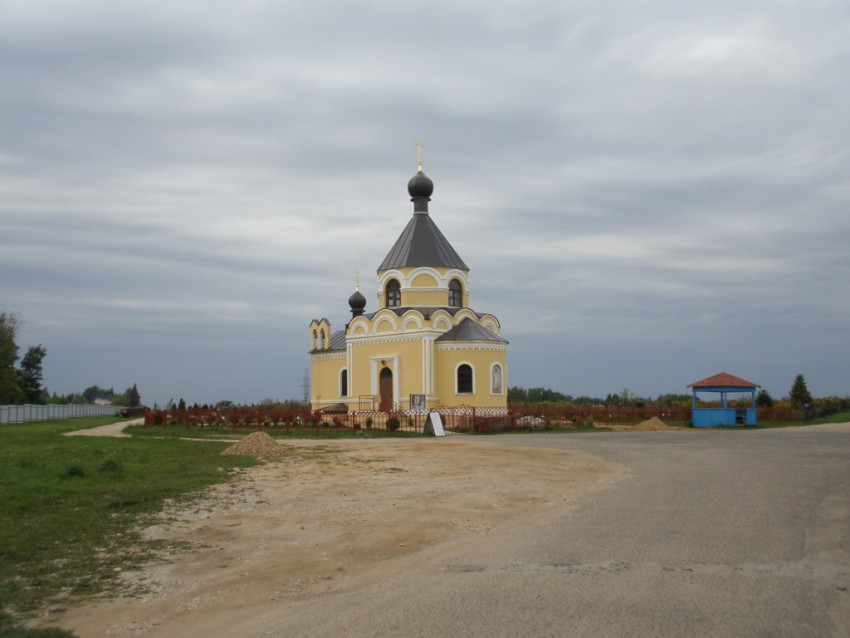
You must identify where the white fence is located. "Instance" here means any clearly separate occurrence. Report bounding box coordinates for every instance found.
[0,403,121,424]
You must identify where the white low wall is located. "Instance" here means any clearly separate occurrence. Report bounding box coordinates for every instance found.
[0,403,121,424]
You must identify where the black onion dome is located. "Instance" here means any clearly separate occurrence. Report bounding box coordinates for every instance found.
[348,288,366,316]
[407,170,434,200]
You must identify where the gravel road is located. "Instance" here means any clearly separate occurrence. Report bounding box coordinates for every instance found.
[276,424,850,637]
[51,422,849,637]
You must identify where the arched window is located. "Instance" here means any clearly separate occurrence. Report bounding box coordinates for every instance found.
[491,364,503,394]
[457,364,473,394]
[448,279,463,308]
[386,279,401,308]
[340,369,348,397]
[319,329,326,349]
[312,329,318,350]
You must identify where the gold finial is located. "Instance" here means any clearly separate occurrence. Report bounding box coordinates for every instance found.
[354,268,361,292]
[415,140,425,171]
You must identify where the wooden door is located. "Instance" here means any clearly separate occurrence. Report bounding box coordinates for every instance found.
[379,367,393,411]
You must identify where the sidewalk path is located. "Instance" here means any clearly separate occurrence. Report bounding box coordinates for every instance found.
[62,418,143,438]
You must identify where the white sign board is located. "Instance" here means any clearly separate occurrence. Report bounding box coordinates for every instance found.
[424,411,445,437]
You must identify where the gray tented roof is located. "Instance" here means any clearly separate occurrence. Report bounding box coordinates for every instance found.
[378,212,469,271]
[328,330,347,351]
[435,318,509,343]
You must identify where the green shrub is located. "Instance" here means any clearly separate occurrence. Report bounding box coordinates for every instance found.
[98,460,122,473]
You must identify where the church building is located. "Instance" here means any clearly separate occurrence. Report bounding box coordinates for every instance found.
[309,155,508,413]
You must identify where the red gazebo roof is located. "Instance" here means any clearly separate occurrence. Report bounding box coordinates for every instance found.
[687,372,760,388]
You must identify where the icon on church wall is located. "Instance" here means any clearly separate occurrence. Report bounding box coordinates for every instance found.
[492,365,503,394]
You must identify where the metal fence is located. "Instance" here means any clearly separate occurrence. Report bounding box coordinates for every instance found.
[0,403,122,425]
[141,404,697,433]
[137,404,815,435]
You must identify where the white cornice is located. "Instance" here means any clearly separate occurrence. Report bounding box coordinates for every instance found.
[435,343,507,352]
[311,352,346,361]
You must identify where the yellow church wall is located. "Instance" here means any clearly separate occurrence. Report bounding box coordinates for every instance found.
[434,346,507,408]
[389,339,427,404]
[346,336,427,410]
[377,267,471,310]
[403,289,452,307]
[346,342,371,407]
[310,310,507,411]
[310,353,345,408]
[410,272,438,287]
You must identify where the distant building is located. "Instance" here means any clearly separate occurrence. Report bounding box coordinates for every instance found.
[309,156,508,412]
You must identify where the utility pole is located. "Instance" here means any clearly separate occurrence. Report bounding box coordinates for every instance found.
[301,368,310,406]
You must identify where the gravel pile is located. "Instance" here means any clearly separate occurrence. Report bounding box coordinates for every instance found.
[633,416,673,431]
[221,431,288,461]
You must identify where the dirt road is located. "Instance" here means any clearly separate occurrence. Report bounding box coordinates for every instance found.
[45,437,623,637]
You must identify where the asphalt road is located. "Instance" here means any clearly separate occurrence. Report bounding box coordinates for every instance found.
[278,424,850,637]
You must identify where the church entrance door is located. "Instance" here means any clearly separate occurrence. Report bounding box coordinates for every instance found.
[379,367,393,411]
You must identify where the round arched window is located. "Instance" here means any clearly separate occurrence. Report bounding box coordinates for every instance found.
[386,279,401,308]
[448,279,462,308]
[457,364,473,394]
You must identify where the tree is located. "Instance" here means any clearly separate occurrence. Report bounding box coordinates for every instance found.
[789,374,813,409]
[127,383,141,407]
[755,389,774,408]
[18,344,47,404]
[0,311,23,403]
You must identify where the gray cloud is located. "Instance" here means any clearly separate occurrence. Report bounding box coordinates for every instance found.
[2,0,848,405]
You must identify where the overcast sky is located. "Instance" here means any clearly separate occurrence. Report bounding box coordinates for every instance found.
[2,0,848,407]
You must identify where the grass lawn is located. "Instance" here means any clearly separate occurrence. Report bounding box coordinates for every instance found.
[753,411,850,429]
[0,417,256,634]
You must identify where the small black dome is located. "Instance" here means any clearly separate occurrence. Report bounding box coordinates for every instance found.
[407,170,434,200]
[349,288,366,316]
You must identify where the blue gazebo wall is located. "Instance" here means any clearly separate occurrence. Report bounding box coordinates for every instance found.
[690,384,757,428]
[692,407,756,427]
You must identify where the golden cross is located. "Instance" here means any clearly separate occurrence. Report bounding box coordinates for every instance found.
[415,140,425,170]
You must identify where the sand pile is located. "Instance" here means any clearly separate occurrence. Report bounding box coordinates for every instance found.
[633,416,673,431]
[221,431,288,461]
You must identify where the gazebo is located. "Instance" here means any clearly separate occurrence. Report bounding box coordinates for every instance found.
[687,372,760,428]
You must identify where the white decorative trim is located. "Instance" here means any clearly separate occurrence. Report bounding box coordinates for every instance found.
[433,316,452,331]
[481,320,499,333]
[401,315,424,331]
[453,309,479,323]
[371,355,400,405]
[435,343,507,352]
[377,269,405,286]
[349,332,442,347]
[350,323,368,336]
[373,316,399,333]
[311,351,346,361]
[377,267,470,291]
[477,314,502,331]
